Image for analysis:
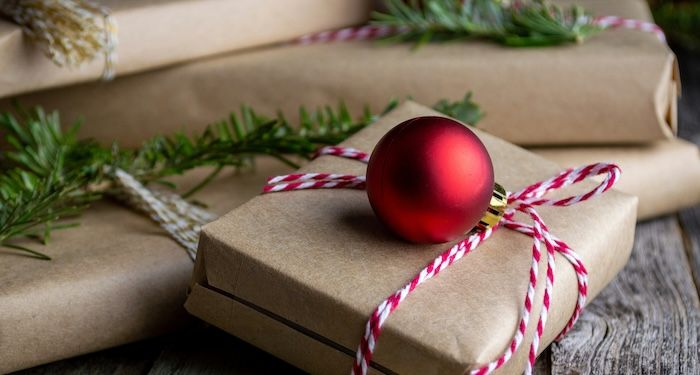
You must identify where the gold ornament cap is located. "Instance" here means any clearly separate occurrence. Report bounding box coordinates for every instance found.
[476,183,507,231]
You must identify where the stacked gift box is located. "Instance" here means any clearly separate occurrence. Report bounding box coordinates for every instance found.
[186,100,639,374]
[0,0,699,373]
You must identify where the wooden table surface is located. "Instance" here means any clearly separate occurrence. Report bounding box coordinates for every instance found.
[16,49,700,375]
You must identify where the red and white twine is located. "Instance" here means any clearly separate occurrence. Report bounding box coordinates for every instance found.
[296,25,407,45]
[593,15,666,43]
[294,15,666,45]
[263,146,621,375]
[263,147,369,193]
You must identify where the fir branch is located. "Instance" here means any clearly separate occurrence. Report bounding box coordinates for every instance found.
[117,102,381,184]
[373,0,602,47]
[0,94,482,259]
[0,109,100,259]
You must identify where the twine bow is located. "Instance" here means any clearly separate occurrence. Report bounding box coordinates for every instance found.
[263,146,620,375]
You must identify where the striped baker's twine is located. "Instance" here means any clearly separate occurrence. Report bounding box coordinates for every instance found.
[263,146,370,192]
[111,168,216,260]
[593,15,666,43]
[314,145,371,162]
[263,145,620,375]
[294,15,666,45]
[296,25,408,45]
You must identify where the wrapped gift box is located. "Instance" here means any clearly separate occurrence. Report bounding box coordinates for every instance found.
[0,0,371,98]
[1,0,677,146]
[0,160,293,373]
[532,139,700,220]
[2,100,689,221]
[185,101,638,374]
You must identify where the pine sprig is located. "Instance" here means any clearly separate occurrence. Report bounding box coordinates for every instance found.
[119,103,381,184]
[0,94,481,259]
[0,166,97,260]
[373,0,602,47]
[0,109,100,259]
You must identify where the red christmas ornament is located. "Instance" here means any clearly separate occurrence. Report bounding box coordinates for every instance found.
[366,116,495,244]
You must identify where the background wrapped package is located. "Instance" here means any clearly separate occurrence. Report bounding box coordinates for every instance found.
[0,0,677,146]
[532,139,700,220]
[0,0,371,98]
[185,102,638,374]
[0,93,687,219]
[0,160,293,374]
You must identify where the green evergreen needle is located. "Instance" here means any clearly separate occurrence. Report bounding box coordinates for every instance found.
[373,0,603,47]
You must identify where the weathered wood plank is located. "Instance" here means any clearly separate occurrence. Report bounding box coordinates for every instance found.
[549,217,700,375]
[680,206,700,297]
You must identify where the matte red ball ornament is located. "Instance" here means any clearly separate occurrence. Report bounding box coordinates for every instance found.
[366,116,495,244]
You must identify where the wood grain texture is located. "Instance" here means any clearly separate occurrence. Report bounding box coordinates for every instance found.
[548,218,700,375]
[680,206,700,296]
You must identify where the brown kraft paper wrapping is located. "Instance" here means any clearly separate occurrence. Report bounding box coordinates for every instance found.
[185,101,638,374]
[0,0,371,98]
[0,160,293,374]
[1,0,677,147]
[531,139,700,220]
